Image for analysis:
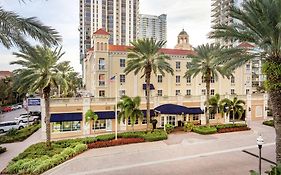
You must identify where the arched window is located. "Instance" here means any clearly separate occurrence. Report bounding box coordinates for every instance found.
[97,42,100,51]
[101,43,103,51]
[104,43,107,51]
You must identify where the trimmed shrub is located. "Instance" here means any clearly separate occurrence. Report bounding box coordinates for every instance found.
[165,124,174,134]
[87,138,145,149]
[193,126,217,135]
[142,130,168,142]
[0,124,40,144]
[215,123,247,129]
[0,146,6,154]
[96,134,115,141]
[215,123,250,133]
[184,122,194,132]
[263,120,274,127]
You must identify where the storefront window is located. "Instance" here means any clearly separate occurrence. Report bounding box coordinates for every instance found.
[167,116,175,126]
[52,121,81,132]
[161,116,164,127]
[193,114,199,121]
[93,120,106,130]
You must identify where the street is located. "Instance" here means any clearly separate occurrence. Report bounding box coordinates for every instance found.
[44,121,276,175]
[0,108,27,122]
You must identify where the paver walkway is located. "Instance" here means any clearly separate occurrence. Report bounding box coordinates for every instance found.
[0,129,42,171]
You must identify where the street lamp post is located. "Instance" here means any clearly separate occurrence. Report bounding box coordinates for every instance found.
[257,135,264,175]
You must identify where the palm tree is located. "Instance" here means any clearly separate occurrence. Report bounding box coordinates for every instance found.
[85,109,98,136]
[208,93,225,123]
[11,46,68,147]
[124,38,174,131]
[210,0,281,162]
[184,43,245,126]
[221,97,245,125]
[56,61,74,97]
[0,7,61,50]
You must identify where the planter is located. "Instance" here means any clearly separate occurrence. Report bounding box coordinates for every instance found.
[217,126,250,133]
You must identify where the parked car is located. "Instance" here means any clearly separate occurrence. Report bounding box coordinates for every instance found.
[15,114,39,123]
[0,121,27,133]
[29,111,41,119]
[2,106,12,112]
[11,104,22,110]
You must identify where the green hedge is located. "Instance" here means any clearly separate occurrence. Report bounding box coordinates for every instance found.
[165,124,174,134]
[0,146,6,154]
[263,120,274,127]
[117,129,167,142]
[192,126,217,135]
[215,123,247,129]
[0,124,41,144]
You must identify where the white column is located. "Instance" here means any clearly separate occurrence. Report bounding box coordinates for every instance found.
[200,95,206,125]
[246,94,252,127]
[41,98,46,141]
[263,93,268,120]
[83,97,91,135]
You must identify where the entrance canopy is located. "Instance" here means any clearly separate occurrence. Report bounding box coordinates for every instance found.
[154,104,203,115]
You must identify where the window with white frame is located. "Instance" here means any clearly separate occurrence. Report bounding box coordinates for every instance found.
[158,75,163,83]
[186,89,191,96]
[209,113,215,120]
[193,114,199,121]
[211,89,215,95]
[231,89,235,95]
[142,117,147,124]
[231,76,235,84]
[98,58,105,70]
[120,59,125,67]
[167,116,175,125]
[186,76,191,83]
[161,116,164,127]
[176,62,181,69]
[246,89,250,94]
[210,77,215,83]
[120,74,125,83]
[176,76,180,83]
[176,90,181,96]
[93,120,106,130]
[202,89,206,95]
[99,74,105,86]
[99,90,105,97]
[157,90,163,96]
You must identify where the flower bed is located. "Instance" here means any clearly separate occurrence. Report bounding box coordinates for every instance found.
[88,138,145,149]
[0,124,41,144]
[0,146,6,154]
[217,126,250,133]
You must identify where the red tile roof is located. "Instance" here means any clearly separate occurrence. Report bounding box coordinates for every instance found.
[0,71,13,79]
[93,28,110,35]
[238,42,255,48]
[109,45,195,56]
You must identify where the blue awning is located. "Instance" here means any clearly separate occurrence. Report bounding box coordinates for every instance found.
[141,110,155,117]
[51,113,82,122]
[154,104,190,114]
[142,84,155,90]
[188,107,204,114]
[95,111,115,119]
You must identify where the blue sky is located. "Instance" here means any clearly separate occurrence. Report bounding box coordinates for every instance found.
[0,0,211,73]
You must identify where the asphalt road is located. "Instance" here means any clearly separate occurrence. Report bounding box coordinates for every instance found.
[0,108,27,122]
[45,121,276,175]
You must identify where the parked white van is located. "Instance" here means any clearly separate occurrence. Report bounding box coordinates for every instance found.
[0,121,26,133]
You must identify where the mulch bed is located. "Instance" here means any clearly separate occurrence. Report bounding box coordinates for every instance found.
[87,138,145,149]
[217,127,251,133]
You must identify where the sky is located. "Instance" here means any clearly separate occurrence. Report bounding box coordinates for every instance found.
[0,0,211,74]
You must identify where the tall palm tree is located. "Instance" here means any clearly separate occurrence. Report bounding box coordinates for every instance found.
[85,109,98,136]
[184,43,245,126]
[221,97,245,125]
[11,46,68,147]
[124,38,174,131]
[56,61,74,97]
[208,93,225,123]
[210,0,281,162]
[0,7,61,50]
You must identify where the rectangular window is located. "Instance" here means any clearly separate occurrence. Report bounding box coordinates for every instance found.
[99,58,105,70]
[52,121,81,132]
[202,89,206,95]
[142,117,147,124]
[211,89,215,95]
[93,120,106,130]
[158,90,163,96]
[209,113,215,120]
[186,89,191,96]
[167,116,175,125]
[193,114,199,121]
[176,76,180,83]
[99,90,105,97]
[176,62,181,69]
[157,75,163,83]
[231,76,235,84]
[210,77,215,83]
[128,117,138,125]
[120,74,125,83]
[231,89,235,95]
[246,89,250,94]
[99,74,105,86]
[176,90,181,96]
[120,59,125,67]
[186,76,191,83]
[119,90,125,96]
[161,116,164,127]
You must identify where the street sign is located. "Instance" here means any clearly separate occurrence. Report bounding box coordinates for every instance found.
[28,98,41,106]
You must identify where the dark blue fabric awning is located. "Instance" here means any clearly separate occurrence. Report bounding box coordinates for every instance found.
[141,110,155,117]
[154,104,190,114]
[95,111,115,119]
[142,84,155,90]
[188,107,204,114]
[51,113,82,122]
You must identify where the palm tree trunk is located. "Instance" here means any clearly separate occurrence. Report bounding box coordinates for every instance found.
[270,90,281,163]
[205,76,211,126]
[43,84,51,148]
[145,69,151,131]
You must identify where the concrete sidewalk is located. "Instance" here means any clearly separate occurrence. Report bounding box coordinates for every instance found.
[0,128,42,171]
